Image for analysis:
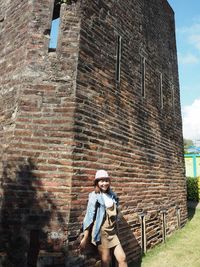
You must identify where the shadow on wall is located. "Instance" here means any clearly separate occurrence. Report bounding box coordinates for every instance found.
[0,158,143,267]
[118,216,142,267]
[78,215,142,267]
[0,158,66,267]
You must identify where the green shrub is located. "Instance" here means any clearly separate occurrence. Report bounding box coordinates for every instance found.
[187,177,199,201]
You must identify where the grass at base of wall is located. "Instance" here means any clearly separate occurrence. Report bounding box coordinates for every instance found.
[129,207,200,267]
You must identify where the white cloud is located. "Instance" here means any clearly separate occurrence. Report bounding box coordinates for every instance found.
[182,98,200,140]
[188,34,200,50]
[177,22,200,52]
[178,52,199,65]
[178,22,200,35]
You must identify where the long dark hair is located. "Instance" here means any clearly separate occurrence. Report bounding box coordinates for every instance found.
[94,179,110,194]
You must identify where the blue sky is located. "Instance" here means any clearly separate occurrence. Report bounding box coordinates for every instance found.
[49,18,60,49]
[167,0,200,141]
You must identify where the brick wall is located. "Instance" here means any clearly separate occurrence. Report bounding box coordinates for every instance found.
[0,0,187,266]
[0,1,81,266]
[69,0,187,265]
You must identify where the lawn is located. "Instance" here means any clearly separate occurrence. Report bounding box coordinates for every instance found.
[129,207,200,267]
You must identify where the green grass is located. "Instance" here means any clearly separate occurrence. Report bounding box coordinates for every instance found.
[129,207,200,267]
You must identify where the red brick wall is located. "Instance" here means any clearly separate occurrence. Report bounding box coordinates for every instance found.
[69,0,187,265]
[0,1,81,266]
[0,0,187,266]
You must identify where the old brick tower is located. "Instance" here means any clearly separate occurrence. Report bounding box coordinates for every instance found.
[0,0,187,266]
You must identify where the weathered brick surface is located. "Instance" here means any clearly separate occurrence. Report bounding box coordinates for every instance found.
[69,0,187,265]
[0,1,81,266]
[0,0,187,266]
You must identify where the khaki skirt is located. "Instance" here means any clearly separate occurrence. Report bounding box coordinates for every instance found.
[92,204,120,249]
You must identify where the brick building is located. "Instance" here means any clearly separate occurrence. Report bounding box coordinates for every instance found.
[0,0,187,266]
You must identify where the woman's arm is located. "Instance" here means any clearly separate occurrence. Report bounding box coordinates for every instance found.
[79,228,90,250]
[80,192,97,250]
[82,192,97,231]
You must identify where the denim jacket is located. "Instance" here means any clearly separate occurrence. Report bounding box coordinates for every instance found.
[82,190,118,243]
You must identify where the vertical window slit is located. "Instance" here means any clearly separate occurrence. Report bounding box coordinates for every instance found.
[161,210,167,243]
[48,0,61,52]
[171,84,175,110]
[27,230,40,266]
[116,35,122,82]
[140,213,146,254]
[159,73,163,108]
[176,207,181,229]
[141,56,146,98]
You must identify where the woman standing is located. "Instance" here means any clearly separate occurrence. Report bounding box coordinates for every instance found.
[80,170,127,267]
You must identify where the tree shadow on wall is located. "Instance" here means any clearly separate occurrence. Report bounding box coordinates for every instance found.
[73,214,142,267]
[0,158,66,267]
[117,216,142,267]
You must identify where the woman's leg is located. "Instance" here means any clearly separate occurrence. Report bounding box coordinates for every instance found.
[98,246,111,267]
[113,244,128,267]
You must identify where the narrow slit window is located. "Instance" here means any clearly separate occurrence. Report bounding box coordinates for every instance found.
[48,1,61,52]
[159,73,163,108]
[141,56,146,98]
[116,35,122,82]
[27,230,40,266]
[176,207,181,229]
[171,84,175,110]
[140,214,146,254]
[161,210,166,243]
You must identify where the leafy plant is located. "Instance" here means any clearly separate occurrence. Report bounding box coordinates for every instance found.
[184,138,195,154]
[187,177,199,201]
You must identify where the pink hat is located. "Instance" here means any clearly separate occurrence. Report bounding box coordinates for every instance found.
[95,170,109,180]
